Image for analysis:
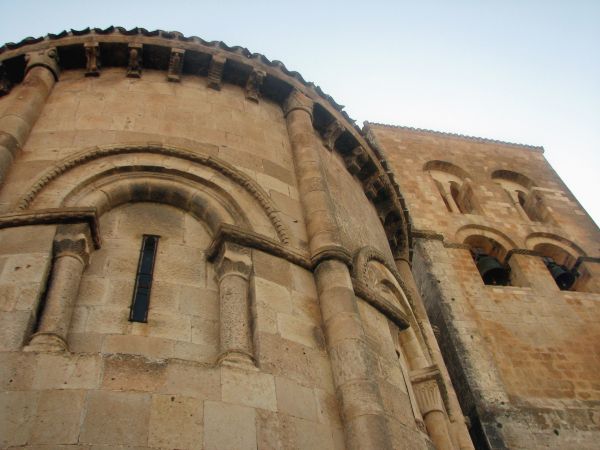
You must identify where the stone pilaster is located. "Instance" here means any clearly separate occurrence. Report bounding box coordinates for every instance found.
[396,257,474,450]
[214,242,255,368]
[284,89,393,450]
[0,47,59,185]
[25,224,92,352]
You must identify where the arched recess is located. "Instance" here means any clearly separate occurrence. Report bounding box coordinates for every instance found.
[15,144,290,244]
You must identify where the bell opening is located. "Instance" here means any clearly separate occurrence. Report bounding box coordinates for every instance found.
[544,258,576,291]
[473,252,511,286]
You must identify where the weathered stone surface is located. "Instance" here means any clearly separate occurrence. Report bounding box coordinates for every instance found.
[204,401,257,450]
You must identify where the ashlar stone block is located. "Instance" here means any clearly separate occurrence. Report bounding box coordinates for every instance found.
[148,394,203,449]
[204,401,257,450]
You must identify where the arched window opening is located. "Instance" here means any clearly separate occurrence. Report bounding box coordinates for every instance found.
[465,235,511,286]
[492,170,548,222]
[424,161,479,215]
[534,243,579,291]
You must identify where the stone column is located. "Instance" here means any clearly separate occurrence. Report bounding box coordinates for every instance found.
[412,370,454,450]
[0,48,59,184]
[26,224,91,352]
[214,242,255,368]
[396,257,474,450]
[284,89,393,450]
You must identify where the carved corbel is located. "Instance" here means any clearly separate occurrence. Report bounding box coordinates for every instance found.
[245,68,266,102]
[127,43,143,78]
[25,47,60,80]
[323,120,345,151]
[214,242,255,368]
[0,63,11,97]
[167,48,185,82]
[363,174,387,201]
[282,89,313,118]
[207,54,226,90]
[343,146,369,175]
[84,42,100,77]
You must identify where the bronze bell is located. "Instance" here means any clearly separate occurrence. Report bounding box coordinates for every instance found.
[546,261,576,290]
[476,255,510,286]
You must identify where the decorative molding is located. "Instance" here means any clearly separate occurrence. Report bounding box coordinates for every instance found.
[505,248,541,263]
[214,241,253,281]
[352,277,409,329]
[207,54,226,90]
[126,43,142,78]
[411,229,445,242]
[15,143,290,245]
[25,47,60,80]
[84,42,100,77]
[207,223,310,269]
[323,120,344,151]
[167,48,185,82]
[0,207,100,248]
[245,68,266,103]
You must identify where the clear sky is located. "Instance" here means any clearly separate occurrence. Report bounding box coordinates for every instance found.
[1,0,599,226]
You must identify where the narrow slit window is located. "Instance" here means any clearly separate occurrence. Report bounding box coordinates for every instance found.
[130,235,159,323]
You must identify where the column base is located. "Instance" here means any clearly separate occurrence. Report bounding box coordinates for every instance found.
[218,350,257,370]
[23,332,68,353]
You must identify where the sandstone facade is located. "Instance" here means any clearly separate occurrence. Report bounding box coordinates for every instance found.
[0,27,596,450]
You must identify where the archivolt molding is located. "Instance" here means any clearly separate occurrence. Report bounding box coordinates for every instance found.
[15,143,290,244]
[352,246,418,321]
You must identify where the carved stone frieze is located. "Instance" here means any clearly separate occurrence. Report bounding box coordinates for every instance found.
[363,174,387,201]
[323,120,345,151]
[25,47,60,80]
[214,242,253,281]
[167,48,185,82]
[126,43,142,78]
[207,54,226,90]
[245,68,266,102]
[84,42,100,77]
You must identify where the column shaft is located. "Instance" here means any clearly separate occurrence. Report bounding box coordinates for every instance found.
[0,48,59,184]
[27,254,85,351]
[397,258,474,450]
[284,90,393,450]
[218,273,253,365]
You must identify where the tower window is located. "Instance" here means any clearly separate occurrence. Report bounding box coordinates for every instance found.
[130,235,160,323]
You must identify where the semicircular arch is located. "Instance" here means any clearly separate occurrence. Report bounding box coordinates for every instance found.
[423,160,470,180]
[525,232,586,260]
[16,144,290,243]
[455,224,518,253]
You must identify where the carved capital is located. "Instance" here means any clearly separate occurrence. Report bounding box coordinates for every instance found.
[127,44,143,78]
[53,224,93,266]
[84,42,100,77]
[0,63,11,97]
[245,69,266,102]
[208,54,226,90]
[214,242,252,280]
[25,47,60,80]
[323,120,345,151]
[343,146,369,175]
[283,89,313,118]
[411,366,446,416]
[167,48,185,82]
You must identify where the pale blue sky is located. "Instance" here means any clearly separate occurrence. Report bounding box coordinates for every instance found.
[1,0,599,226]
